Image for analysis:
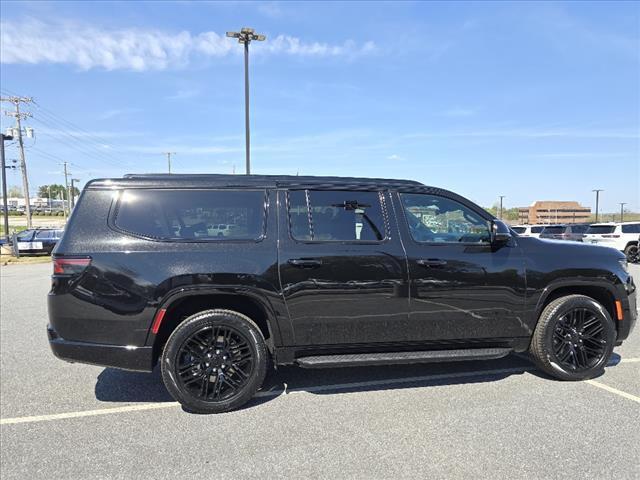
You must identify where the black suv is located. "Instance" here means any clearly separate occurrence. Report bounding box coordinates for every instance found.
[48,175,637,413]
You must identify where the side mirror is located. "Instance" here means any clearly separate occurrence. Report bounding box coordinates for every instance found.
[491,220,512,245]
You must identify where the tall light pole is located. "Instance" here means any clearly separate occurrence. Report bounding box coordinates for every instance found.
[619,202,627,223]
[498,195,506,220]
[1,133,13,244]
[163,152,176,174]
[226,27,266,175]
[592,189,603,223]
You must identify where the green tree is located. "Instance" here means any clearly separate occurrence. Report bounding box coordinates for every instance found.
[38,184,79,199]
[7,185,23,198]
[485,203,519,222]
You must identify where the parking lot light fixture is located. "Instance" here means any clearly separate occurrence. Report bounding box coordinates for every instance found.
[225,27,266,175]
[592,189,603,223]
[619,202,627,223]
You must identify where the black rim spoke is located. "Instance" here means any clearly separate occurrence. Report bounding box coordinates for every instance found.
[176,325,254,402]
[552,307,607,372]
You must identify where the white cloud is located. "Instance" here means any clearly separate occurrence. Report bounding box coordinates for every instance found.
[387,154,403,161]
[0,19,375,71]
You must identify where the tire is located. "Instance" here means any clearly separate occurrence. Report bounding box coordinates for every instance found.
[161,309,268,413]
[529,294,616,380]
[624,243,639,264]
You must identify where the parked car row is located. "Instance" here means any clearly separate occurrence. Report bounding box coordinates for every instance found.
[0,228,64,254]
[512,222,640,263]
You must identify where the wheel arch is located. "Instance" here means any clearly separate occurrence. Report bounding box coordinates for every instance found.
[534,282,617,328]
[147,287,281,365]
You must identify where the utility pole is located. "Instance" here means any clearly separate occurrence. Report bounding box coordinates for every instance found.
[619,202,627,223]
[1,96,33,228]
[592,189,603,223]
[63,161,71,216]
[226,27,266,175]
[498,195,506,220]
[163,152,176,174]
[1,133,13,244]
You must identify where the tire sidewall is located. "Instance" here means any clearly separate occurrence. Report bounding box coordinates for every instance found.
[161,309,268,413]
[542,297,616,380]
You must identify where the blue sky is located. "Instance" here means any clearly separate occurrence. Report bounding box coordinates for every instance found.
[1,1,638,212]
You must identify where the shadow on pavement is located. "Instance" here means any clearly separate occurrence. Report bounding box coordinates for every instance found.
[95,354,539,408]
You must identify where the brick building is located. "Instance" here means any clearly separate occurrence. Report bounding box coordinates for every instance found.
[518,201,591,224]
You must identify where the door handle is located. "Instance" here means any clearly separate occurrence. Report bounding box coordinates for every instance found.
[288,258,323,268]
[416,258,447,268]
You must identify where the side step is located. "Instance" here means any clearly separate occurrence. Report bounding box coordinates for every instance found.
[296,348,512,368]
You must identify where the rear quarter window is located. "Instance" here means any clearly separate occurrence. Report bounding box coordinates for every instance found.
[114,189,266,241]
[511,227,526,234]
[586,225,616,234]
[621,223,640,234]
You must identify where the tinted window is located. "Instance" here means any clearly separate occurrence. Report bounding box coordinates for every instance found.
[400,193,490,243]
[16,230,35,241]
[115,189,265,241]
[511,226,527,234]
[288,190,386,242]
[621,223,640,234]
[531,226,544,233]
[542,226,566,234]
[587,225,616,234]
[570,225,589,233]
[35,230,52,239]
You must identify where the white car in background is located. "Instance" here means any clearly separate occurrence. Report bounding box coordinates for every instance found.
[584,222,640,263]
[511,224,546,238]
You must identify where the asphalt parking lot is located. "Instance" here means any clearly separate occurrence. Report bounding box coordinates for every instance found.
[1,262,638,479]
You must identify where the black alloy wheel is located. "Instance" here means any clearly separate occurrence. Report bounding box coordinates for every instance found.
[530,294,615,380]
[625,244,639,264]
[176,325,254,401]
[551,307,607,372]
[161,309,268,413]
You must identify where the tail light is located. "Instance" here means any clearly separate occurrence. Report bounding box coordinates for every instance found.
[53,257,92,275]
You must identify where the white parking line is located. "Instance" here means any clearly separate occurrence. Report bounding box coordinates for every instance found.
[585,380,640,404]
[1,366,532,426]
[619,357,640,363]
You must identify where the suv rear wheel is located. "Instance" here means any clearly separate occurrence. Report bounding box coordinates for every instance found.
[161,309,268,413]
[624,243,639,263]
[529,294,615,380]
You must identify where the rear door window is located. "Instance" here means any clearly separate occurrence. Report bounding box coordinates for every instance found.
[114,189,266,241]
[511,226,527,234]
[288,190,387,242]
[586,225,616,234]
[531,226,544,233]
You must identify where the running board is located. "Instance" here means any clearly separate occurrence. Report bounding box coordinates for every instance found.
[296,348,512,368]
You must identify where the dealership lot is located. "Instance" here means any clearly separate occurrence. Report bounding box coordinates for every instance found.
[1,263,638,479]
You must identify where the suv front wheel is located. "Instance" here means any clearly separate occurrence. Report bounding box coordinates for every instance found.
[529,294,616,380]
[161,309,268,413]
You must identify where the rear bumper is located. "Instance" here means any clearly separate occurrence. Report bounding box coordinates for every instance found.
[47,325,154,372]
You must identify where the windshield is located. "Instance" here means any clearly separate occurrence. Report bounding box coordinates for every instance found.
[16,230,35,240]
[586,225,616,234]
